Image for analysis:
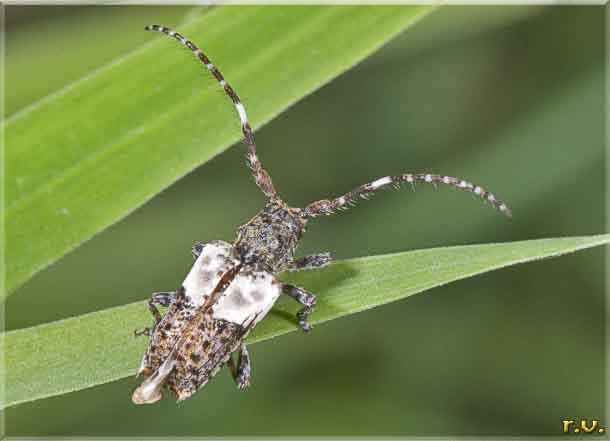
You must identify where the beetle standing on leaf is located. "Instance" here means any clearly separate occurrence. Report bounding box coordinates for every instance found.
[132,25,511,405]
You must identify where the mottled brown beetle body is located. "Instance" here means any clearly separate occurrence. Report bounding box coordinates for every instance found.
[133,25,511,405]
[134,289,247,402]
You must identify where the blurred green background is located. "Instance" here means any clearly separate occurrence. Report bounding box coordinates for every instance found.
[5,5,607,436]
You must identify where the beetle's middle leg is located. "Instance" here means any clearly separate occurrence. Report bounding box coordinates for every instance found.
[135,291,176,337]
[288,252,333,271]
[227,343,251,390]
[282,284,317,333]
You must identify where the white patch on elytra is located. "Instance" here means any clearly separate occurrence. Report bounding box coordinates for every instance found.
[212,270,281,326]
[182,241,238,305]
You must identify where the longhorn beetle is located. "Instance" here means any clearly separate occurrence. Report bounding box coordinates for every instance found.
[132,25,511,405]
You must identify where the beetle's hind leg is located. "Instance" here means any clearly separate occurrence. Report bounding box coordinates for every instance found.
[228,343,251,390]
[134,291,176,337]
[282,284,317,333]
[288,252,333,271]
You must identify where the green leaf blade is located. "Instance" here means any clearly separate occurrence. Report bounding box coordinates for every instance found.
[4,235,608,409]
[5,5,431,296]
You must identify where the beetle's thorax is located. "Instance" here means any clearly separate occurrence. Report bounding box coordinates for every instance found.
[234,198,307,273]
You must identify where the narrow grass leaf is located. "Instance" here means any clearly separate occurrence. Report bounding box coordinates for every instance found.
[5,234,608,408]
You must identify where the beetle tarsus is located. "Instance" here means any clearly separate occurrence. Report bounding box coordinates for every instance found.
[282,284,317,333]
[228,343,251,390]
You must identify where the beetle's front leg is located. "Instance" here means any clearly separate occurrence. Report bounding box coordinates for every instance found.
[227,343,251,390]
[282,284,317,333]
[135,291,176,337]
[147,291,175,324]
[192,242,205,259]
[288,252,333,271]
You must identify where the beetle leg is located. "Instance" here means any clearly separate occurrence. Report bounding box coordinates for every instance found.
[288,252,333,271]
[192,242,205,259]
[228,343,251,390]
[135,291,176,336]
[148,291,175,323]
[282,284,317,333]
[134,327,152,337]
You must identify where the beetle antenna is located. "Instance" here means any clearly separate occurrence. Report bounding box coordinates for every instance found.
[304,173,512,218]
[145,25,277,199]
